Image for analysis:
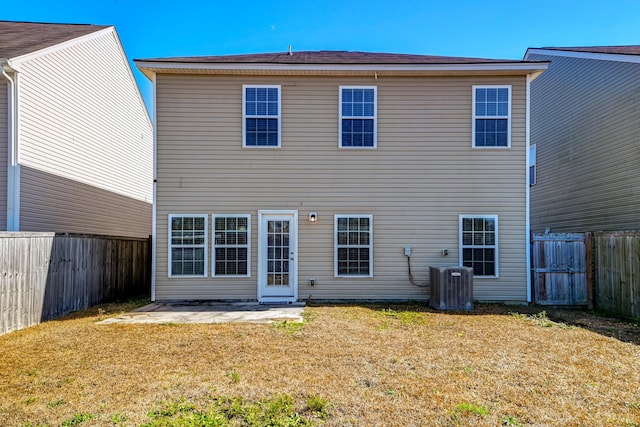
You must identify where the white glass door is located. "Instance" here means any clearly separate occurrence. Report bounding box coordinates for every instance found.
[258,211,298,302]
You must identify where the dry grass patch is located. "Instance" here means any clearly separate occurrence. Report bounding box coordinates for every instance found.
[0,300,639,426]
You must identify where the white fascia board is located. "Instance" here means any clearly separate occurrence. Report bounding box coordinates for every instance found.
[135,61,549,73]
[8,26,115,68]
[525,48,640,64]
[527,69,546,82]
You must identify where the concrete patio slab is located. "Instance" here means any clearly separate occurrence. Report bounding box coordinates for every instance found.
[97,301,306,325]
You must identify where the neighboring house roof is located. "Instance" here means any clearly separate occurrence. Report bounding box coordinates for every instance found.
[538,45,640,56]
[525,45,640,64]
[136,50,548,78]
[0,21,108,59]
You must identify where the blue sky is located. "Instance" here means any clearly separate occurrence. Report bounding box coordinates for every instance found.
[4,0,640,114]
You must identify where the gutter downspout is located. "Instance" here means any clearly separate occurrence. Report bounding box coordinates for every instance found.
[1,60,19,231]
[525,72,534,304]
[150,72,157,302]
[525,68,546,304]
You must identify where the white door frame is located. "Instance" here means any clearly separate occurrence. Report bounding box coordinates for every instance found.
[257,210,298,303]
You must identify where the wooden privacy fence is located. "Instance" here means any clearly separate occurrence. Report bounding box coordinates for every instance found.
[0,232,150,334]
[531,232,591,306]
[531,231,640,320]
[593,232,640,320]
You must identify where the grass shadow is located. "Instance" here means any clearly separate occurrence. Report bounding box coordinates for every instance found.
[542,307,640,345]
[307,300,640,345]
[53,295,151,322]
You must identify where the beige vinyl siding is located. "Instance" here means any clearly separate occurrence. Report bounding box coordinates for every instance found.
[16,29,152,237]
[529,53,640,233]
[156,74,529,301]
[0,83,6,230]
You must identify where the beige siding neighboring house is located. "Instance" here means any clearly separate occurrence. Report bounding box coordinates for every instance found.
[137,51,548,303]
[525,46,640,233]
[0,21,152,237]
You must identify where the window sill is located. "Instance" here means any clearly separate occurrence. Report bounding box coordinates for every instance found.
[471,145,511,149]
[212,275,251,279]
[339,145,377,149]
[168,275,208,279]
[335,275,374,278]
[242,145,282,149]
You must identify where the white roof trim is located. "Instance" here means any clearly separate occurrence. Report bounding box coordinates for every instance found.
[136,61,548,73]
[8,26,114,68]
[525,48,640,64]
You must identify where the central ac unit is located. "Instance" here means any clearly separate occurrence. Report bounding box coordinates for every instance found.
[429,266,474,310]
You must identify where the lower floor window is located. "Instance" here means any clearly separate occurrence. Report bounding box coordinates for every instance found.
[213,215,250,276]
[335,215,373,276]
[460,215,498,277]
[169,214,207,277]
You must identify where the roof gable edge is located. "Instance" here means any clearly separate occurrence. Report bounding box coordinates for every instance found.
[106,29,152,128]
[525,48,640,64]
[8,26,114,67]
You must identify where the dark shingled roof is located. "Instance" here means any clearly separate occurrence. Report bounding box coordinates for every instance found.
[0,21,109,59]
[541,45,640,56]
[138,50,529,65]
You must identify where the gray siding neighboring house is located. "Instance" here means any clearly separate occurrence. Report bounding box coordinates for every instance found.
[0,21,152,238]
[525,46,640,233]
[137,51,548,303]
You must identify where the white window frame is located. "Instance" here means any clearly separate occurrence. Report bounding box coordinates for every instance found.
[334,214,374,277]
[242,85,282,148]
[459,214,499,278]
[529,144,537,186]
[339,86,377,149]
[168,214,208,278]
[472,85,511,148]
[212,214,251,277]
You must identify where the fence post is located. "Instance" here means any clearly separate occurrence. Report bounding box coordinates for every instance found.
[530,231,534,304]
[585,232,594,309]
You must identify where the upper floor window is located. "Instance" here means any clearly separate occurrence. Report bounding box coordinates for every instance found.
[473,86,511,148]
[243,85,281,147]
[529,144,537,186]
[169,214,207,277]
[340,86,377,148]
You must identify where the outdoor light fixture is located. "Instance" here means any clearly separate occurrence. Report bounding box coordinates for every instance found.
[309,212,318,222]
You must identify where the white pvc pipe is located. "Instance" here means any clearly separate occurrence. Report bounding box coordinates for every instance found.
[1,64,19,230]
